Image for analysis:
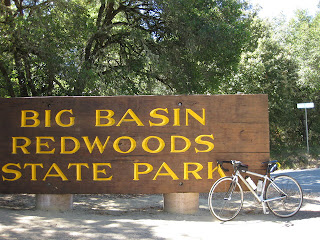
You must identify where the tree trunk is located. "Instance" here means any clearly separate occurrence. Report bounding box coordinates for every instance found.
[13,51,29,97]
[0,60,15,97]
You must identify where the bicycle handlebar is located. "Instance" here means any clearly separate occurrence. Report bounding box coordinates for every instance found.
[217,160,230,172]
[218,160,250,172]
[222,160,233,164]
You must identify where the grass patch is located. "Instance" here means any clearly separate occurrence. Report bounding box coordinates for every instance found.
[270,145,320,169]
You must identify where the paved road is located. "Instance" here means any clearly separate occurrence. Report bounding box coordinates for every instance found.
[274,168,320,194]
[0,168,319,240]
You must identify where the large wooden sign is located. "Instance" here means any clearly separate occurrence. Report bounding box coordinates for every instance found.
[0,95,269,194]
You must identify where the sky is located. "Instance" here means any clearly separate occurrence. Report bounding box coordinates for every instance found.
[249,0,319,19]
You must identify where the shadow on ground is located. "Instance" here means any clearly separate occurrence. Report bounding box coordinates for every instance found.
[0,193,319,239]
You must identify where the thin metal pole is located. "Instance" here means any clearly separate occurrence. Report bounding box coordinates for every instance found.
[305,108,309,154]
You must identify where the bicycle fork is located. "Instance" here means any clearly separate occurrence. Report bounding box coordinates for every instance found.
[224,176,238,201]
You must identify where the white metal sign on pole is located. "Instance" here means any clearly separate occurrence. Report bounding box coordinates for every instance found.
[297,102,314,153]
[297,102,314,109]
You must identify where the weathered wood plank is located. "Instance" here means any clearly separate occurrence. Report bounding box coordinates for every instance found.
[0,95,269,194]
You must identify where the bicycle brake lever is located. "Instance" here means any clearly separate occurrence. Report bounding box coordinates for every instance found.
[221,166,229,172]
[217,160,229,172]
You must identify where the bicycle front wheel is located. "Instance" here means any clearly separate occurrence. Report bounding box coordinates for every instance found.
[265,175,303,217]
[208,177,243,221]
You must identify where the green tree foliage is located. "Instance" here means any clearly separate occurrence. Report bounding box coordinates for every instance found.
[220,14,320,148]
[80,0,255,95]
[149,0,254,94]
[0,0,255,97]
[0,0,92,97]
[283,10,320,147]
[285,10,320,90]
[219,19,304,147]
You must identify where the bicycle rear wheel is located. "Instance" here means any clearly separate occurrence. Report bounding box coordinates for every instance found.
[265,175,303,217]
[208,177,243,221]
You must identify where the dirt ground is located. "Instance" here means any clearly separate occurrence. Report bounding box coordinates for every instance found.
[0,191,319,240]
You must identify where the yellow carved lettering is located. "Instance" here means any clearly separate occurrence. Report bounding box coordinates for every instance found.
[42,163,68,181]
[82,136,110,153]
[95,110,115,126]
[184,162,203,180]
[24,163,43,181]
[55,109,75,127]
[149,108,169,126]
[45,110,51,127]
[36,136,55,154]
[93,163,112,181]
[68,163,89,181]
[21,110,40,127]
[113,136,136,154]
[2,163,22,181]
[12,137,31,154]
[194,134,214,153]
[153,162,179,180]
[186,108,205,126]
[133,163,153,180]
[208,162,216,180]
[142,136,165,153]
[116,109,144,126]
[173,108,180,126]
[60,137,80,154]
[171,136,191,153]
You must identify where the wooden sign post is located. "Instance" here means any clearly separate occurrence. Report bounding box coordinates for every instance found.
[0,95,269,208]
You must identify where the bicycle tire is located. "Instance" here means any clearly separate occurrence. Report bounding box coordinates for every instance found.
[265,175,303,218]
[208,177,243,221]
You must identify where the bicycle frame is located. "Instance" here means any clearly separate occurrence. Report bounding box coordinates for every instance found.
[234,170,287,214]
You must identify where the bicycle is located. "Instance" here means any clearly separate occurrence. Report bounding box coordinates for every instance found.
[208,160,303,221]
[211,160,229,178]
